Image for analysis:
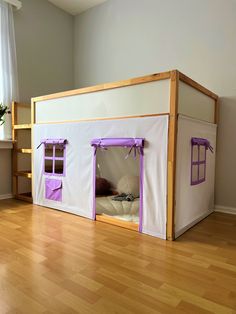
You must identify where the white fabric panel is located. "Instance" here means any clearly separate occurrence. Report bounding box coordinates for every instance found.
[178,81,215,123]
[33,115,168,239]
[175,115,217,237]
[35,79,170,123]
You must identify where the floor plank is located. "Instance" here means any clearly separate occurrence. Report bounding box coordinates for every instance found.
[0,199,235,313]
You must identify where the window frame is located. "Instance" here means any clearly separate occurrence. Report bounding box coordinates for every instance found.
[43,140,67,177]
[190,138,208,185]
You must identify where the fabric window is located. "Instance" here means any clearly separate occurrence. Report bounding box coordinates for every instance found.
[37,139,67,176]
[191,137,213,185]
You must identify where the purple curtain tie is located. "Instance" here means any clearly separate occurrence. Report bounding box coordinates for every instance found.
[92,142,108,155]
[125,145,143,159]
[37,139,68,150]
[91,138,145,159]
[207,144,214,153]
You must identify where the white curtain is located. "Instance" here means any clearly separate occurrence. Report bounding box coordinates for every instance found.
[0,0,19,140]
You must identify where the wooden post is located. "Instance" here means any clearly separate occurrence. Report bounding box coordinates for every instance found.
[12,101,18,197]
[214,98,219,125]
[31,99,35,200]
[167,70,179,240]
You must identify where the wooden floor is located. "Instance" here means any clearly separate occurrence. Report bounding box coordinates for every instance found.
[0,200,235,314]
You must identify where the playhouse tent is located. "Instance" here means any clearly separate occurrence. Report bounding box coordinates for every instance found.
[32,70,218,240]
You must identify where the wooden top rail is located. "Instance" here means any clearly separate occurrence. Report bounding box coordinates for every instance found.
[32,71,172,103]
[178,72,218,100]
[31,70,218,104]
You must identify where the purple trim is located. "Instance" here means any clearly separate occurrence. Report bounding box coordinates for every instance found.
[191,137,213,152]
[42,139,67,177]
[91,137,144,232]
[91,138,144,148]
[139,147,144,233]
[41,139,67,145]
[190,137,213,185]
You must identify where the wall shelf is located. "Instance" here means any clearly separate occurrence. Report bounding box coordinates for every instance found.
[12,102,32,203]
[17,148,32,154]
[13,124,31,130]
[14,171,32,179]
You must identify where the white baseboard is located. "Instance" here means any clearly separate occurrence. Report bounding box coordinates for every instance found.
[0,193,13,200]
[214,205,236,215]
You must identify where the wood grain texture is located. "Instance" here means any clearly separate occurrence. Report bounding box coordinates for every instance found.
[214,98,219,125]
[31,99,35,203]
[12,101,18,197]
[0,199,235,313]
[178,72,218,100]
[13,124,31,130]
[12,102,32,203]
[17,148,32,154]
[14,171,32,178]
[96,215,139,232]
[167,70,179,240]
[16,192,32,203]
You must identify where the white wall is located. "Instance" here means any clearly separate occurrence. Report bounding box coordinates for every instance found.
[0,0,74,198]
[74,0,236,210]
[14,0,74,102]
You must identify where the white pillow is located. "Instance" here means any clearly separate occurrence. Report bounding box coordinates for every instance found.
[117,175,139,197]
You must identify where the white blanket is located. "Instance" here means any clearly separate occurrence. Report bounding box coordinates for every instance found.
[96,195,139,216]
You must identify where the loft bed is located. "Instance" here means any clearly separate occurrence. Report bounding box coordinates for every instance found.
[31,70,218,240]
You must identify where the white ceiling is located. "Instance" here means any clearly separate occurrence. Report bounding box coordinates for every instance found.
[48,0,108,15]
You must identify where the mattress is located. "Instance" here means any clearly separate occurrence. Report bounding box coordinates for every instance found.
[96,195,139,223]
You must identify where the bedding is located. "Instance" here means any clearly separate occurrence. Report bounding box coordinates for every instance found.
[96,195,139,223]
[102,213,139,224]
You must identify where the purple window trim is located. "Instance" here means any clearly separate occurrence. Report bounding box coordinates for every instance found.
[92,146,97,220]
[190,137,213,186]
[91,137,144,233]
[38,139,68,177]
[191,138,213,150]
[139,148,144,233]
[37,139,67,148]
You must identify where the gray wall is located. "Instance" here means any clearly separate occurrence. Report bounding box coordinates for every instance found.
[0,0,74,197]
[74,0,236,209]
[0,150,12,198]
[14,0,74,102]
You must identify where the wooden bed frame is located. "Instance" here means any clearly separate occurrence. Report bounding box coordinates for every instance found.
[31,70,218,240]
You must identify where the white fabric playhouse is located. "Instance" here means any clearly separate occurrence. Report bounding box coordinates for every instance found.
[32,70,218,240]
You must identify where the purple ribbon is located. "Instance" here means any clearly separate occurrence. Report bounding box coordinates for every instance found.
[37,139,68,149]
[125,145,143,159]
[91,138,145,159]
